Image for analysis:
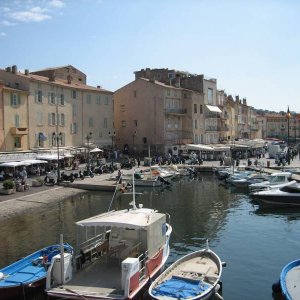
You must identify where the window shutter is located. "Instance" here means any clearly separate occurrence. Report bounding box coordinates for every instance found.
[35,91,38,102]
[57,114,60,126]
[48,113,51,125]
[17,94,21,105]
[10,93,13,106]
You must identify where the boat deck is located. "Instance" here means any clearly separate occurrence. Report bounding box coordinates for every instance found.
[286,265,300,299]
[47,257,125,299]
[157,255,219,285]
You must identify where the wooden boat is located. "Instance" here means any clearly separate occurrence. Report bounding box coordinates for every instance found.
[46,176,172,300]
[148,242,225,300]
[272,258,300,299]
[0,243,73,300]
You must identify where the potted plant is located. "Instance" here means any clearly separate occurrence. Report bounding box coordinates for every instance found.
[32,177,44,187]
[1,179,16,194]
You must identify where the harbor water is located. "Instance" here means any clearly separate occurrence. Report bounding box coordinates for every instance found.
[1,173,300,300]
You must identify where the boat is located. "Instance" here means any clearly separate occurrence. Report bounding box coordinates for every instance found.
[0,243,73,300]
[251,181,300,206]
[272,258,300,299]
[248,172,292,193]
[46,175,172,300]
[230,173,269,189]
[148,241,225,300]
[122,172,166,187]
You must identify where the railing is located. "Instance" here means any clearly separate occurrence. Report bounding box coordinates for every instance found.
[138,250,149,281]
[165,108,187,115]
[205,126,220,132]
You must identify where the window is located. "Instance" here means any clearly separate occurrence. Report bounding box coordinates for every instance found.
[71,123,77,134]
[133,90,137,97]
[207,88,213,104]
[35,90,43,103]
[104,95,109,105]
[89,117,94,127]
[49,113,56,125]
[168,73,174,79]
[72,90,77,99]
[72,104,77,116]
[103,118,107,128]
[120,104,125,112]
[14,137,21,148]
[60,113,65,126]
[11,93,20,107]
[194,104,197,114]
[36,112,43,126]
[48,92,56,104]
[87,94,91,104]
[194,119,197,129]
[200,105,203,114]
[134,120,138,127]
[121,120,126,127]
[60,94,65,105]
[14,114,20,127]
[167,89,170,96]
[96,95,101,105]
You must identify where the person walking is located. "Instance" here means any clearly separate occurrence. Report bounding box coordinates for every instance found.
[137,157,140,168]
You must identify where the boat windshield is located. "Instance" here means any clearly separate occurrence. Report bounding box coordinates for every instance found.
[269,175,287,183]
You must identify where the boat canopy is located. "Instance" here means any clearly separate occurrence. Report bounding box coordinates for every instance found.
[76,208,165,230]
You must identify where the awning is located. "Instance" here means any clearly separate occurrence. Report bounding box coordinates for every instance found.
[90,147,103,153]
[206,105,222,113]
[21,159,48,165]
[186,144,214,151]
[0,161,28,168]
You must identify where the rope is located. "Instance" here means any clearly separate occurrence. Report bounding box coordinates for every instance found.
[107,176,122,212]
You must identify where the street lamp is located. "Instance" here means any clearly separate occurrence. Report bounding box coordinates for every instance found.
[132,130,137,161]
[86,132,92,171]
[287,106,291,147]
[52,132,62,184]
[108,131,116,168]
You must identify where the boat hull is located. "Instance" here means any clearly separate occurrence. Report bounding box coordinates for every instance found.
[280,259,300,300]
[148,248,223,300]
[0,243,73,300]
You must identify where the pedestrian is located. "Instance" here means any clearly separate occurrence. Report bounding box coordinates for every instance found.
[36,165,41,177]
[20,166,27,185]
[137,157,140,168]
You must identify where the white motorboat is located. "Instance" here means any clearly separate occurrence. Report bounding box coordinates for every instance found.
[46,177,172,300]
[248,172,292,193]
[252,181,300,206]
[230,173,269,188]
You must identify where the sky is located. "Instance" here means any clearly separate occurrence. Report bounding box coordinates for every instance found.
[0,0,299,113]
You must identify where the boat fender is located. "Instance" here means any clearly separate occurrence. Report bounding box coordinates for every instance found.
[221,261,227,267]
[0,272,4,279]
[272,280,282,293]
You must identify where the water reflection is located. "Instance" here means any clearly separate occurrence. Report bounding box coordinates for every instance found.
[253,205,300,221]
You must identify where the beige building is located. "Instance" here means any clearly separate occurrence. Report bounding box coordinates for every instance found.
[0,65,113,152]
[0,80,29,151]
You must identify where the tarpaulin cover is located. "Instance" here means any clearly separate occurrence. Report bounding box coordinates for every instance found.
[152,276,210,299]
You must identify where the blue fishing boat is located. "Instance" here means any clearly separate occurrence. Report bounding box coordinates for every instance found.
[0,243,73,300]
[273,258,300,300]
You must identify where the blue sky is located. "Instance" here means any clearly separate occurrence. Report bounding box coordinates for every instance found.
[0,0,299,112]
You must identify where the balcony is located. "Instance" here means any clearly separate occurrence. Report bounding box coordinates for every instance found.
[165,108,187,115]
[10,127,28,135]
[205,126,220,132]
[204,112,220,119]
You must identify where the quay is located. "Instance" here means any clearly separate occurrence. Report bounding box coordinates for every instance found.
[0,157,300,219]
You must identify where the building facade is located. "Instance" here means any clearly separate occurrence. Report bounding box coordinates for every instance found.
[0,65,113,152]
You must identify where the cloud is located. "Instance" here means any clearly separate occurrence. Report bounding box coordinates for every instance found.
[9,6,51,22]
[0,32,7,37]
[1,20,16,26]
[48,0,65,8]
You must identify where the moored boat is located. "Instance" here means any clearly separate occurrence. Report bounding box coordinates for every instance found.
[272,258,300,300]
[0,243,73,300]
[148,241,225,300]
[46,176,172,300]
[251,181,300,206]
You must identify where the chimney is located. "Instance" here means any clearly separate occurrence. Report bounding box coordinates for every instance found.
[5,66,12,72]
[24,69,29,75]
[67,75,72,84]
[12,65,17,74]
[97,85,102,89]
[235,95,239,103]
[48,70,55,82]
